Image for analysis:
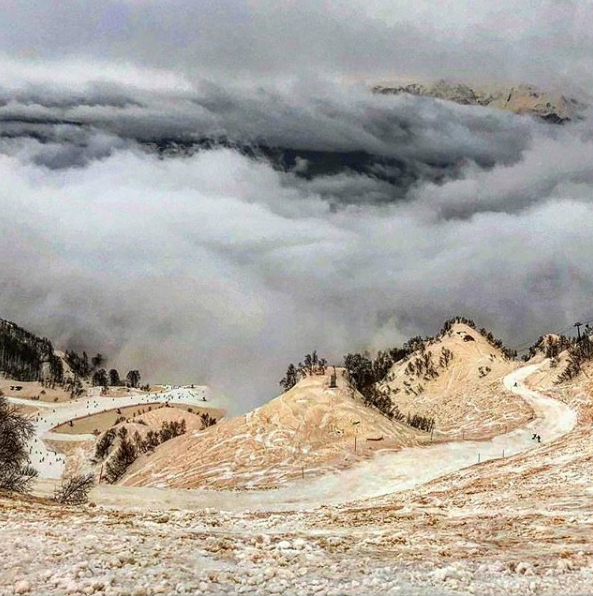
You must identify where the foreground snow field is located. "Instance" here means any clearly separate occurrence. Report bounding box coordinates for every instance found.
[2,493,592,596]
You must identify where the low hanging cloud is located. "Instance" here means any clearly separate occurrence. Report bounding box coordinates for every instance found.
[1,79,593,410]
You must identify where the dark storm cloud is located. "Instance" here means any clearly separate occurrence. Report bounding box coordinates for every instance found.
[1,98,593,409]
[0,81,536,173]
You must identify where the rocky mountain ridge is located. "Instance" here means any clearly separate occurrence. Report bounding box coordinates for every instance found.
[373,79,587,123]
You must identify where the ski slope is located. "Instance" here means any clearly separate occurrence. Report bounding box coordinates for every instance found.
[7,386,215,479]
[92,361,577,511]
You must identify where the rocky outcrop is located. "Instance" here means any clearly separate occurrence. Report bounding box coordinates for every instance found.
[373,80,586,123]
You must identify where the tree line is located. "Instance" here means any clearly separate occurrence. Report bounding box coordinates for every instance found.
[66,349,142,390]
[279,351,328,391]
[1,317,145,398]
[90,367,141,389]
[440,317,517,359]
[0,318,63,385]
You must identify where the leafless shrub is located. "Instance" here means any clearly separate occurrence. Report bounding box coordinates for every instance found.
[54,473,95,505]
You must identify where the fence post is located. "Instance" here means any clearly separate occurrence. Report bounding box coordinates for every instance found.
[478,453,480,463]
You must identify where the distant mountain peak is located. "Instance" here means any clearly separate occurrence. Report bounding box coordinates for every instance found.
[372,79,587,123]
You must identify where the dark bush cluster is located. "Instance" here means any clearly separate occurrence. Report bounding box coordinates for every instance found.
[404,351,439,381]
[200,412,217,428]
[343,349,429,422]
[439,347,454,368]
[280,351,328,391]
[556,336,593,383]
[405,413,435,433]
[478,366,491,378]
[104,436,138,483]
[94,428,116,460]
[344,347,413,395]
[158,419,187,442]
[98,416,202,483]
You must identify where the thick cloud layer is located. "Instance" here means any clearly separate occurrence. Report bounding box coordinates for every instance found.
[1,79,593,410]
[1,2,592,409]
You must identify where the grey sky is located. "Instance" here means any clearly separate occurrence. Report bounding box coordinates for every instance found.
[1,0,592,91]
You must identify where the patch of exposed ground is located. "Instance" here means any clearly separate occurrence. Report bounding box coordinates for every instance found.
[0,379,72,403]
[52,404,223,435]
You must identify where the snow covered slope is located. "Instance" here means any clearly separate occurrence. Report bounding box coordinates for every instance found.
[381,323,533,438]
[6,385,218,479]
[120,369,424,490]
